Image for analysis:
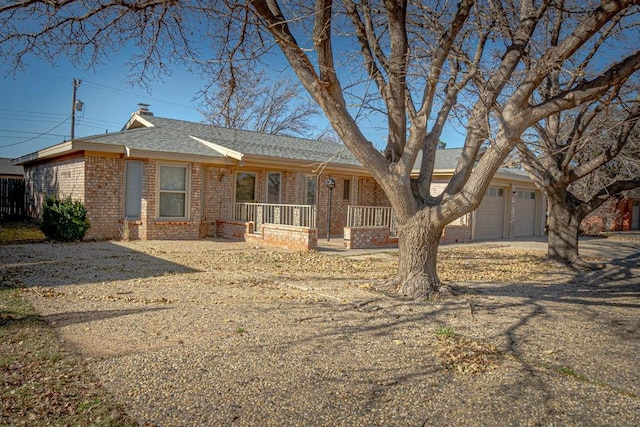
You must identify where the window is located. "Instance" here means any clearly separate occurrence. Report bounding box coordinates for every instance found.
[485,187,504,197]
[305,175,317,205]
[343,179,351,201]
[267,172,281,204]
[159,165,188,218]
[235,172,256,202]
[124,161,142,219]
[516,190,536,199]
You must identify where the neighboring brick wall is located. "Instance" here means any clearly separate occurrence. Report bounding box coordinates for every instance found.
[344,227,398,249]
[84,155,123,240]
[24,156,85,219]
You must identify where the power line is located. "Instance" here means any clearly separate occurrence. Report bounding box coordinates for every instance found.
[0,118,69,148]
[0,129,67,138]
[82,80,197,111]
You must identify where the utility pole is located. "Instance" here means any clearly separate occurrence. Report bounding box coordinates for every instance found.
[71,78,82,140]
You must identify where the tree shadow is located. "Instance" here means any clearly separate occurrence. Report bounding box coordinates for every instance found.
[0,241,200,288]
[1,306,171,330]
[42,307,172,328]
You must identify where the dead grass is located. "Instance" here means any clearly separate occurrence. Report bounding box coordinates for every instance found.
[0,281,137,426]
[0,221,45,244]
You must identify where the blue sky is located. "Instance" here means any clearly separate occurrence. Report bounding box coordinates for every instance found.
[0,55,466,160]
[0,57,206,159]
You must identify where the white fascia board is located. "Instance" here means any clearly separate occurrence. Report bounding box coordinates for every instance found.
[122,113,156,131]
[13,141,75,165]
[190,135,244,161]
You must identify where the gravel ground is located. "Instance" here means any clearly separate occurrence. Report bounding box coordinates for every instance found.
[2,237,639,426]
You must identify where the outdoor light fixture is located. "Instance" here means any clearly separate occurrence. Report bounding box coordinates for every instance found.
[326,178,336,241]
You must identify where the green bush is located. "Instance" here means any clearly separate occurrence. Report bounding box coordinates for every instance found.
[40,196,90,242]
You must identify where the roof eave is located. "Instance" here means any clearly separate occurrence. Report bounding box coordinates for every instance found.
[11,141,121,165]
[239,154,367,175]
[125,148,235,165]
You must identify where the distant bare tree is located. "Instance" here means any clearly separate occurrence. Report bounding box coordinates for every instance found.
[1,1,639,298]
[200,69,322,138]
[518,54,640,268]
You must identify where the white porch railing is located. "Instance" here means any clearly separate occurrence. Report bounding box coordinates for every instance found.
[232,203,316,232]
[347,205,397,236]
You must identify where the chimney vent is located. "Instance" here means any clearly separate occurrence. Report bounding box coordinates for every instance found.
[136,103,153,116]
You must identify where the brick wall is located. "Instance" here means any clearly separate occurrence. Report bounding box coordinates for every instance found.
[203,166,234,221]
[216,219,254,240]
[262,224,317,251]
[441,225,472,244]
[345,224,470,249]
[344,227,398,249]
[216,219,316,251]
[84,155,123,240]
[24,156,85,219]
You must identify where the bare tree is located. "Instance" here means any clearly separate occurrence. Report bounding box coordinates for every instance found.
[518,89,640,268]
[200,69,323,138]
[1,0,639,298]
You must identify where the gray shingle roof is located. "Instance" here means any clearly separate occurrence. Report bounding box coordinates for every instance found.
[0,158,23,176]
[413,147,529,177]
[80,116,360,166]
[31,115,528,180]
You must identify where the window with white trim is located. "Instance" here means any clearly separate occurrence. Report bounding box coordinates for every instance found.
[158,164,189,218]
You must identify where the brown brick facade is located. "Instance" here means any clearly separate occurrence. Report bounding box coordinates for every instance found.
[84,155,123,240]
[24,155,86,218]
[23,152,389,248]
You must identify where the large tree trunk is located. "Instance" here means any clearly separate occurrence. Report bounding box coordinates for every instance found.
[546,194,592,269]
[380,213,451,299]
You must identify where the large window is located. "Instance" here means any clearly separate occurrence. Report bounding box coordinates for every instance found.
[124,161,142,219]
[267,172,281,204]
[159,165,188,218]
[305,175,317,205]
[235,172,256,202]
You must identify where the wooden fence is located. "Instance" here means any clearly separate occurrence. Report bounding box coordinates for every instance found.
[0,177,25,218]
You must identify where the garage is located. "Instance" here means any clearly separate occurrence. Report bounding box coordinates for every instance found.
[473,186,506,240]
[514,189,537,237]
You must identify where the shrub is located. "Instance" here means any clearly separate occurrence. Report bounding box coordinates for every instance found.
[40,196,90,242]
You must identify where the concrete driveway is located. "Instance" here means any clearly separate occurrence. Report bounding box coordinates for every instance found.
[319,232,640,265]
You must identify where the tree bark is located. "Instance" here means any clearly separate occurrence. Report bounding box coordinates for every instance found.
[546,194,592,269]
[380,213,452,299]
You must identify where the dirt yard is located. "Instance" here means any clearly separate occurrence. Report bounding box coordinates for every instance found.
[2,238,639,426]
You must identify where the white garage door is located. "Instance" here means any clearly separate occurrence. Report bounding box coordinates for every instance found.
[514,190,537,237]
[474,187,505,240]
[632,201,640,230]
